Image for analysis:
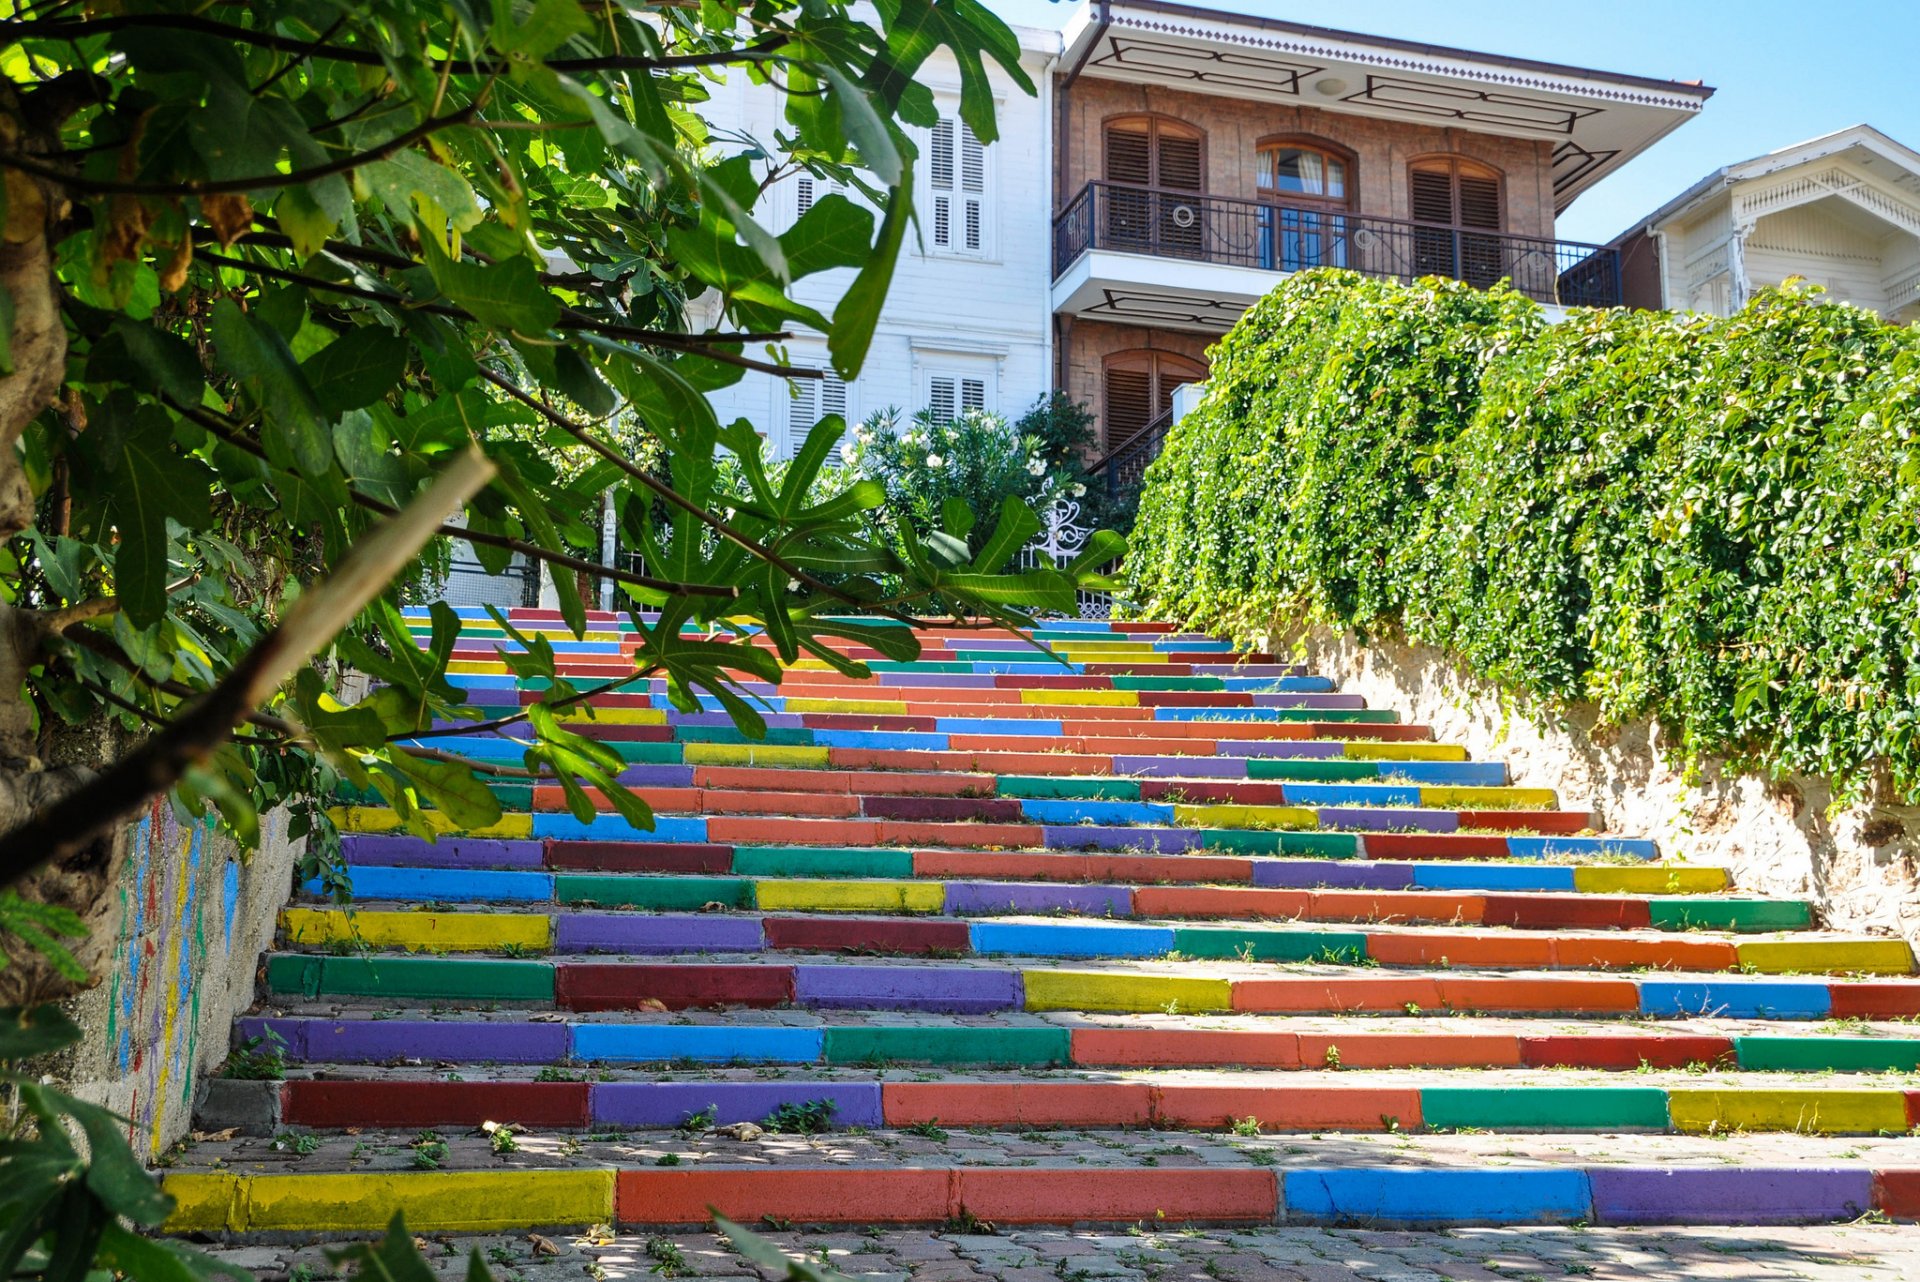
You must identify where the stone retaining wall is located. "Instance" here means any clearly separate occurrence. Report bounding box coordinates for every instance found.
[1295,627,1920,947]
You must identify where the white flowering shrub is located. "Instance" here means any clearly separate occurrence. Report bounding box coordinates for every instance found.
[844,406,1085,558]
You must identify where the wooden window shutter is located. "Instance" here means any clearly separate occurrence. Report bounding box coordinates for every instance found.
[1105,126,1152,185]
[1104,367,1155,445]
[1410,169,1455,225]
[1458,175,1502,230]
[1156,133,1202,192]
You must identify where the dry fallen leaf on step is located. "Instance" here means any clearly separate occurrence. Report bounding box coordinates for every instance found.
[527,1234,561,1257]
[190,1128,238,1142]
[713,1122,763,1141]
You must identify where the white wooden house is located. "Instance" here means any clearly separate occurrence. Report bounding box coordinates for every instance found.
[1612,124,1920,322]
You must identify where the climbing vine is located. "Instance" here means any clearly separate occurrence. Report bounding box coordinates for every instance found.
[1126,270,1920,802]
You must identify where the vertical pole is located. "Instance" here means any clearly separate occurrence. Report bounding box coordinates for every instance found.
[599,491,616,613]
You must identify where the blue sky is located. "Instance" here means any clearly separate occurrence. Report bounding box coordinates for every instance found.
[985,0,1920,244]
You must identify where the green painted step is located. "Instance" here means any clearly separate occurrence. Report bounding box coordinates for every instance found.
[1172,927,1368,963]
[1421,1087,1671,1131]
[997,777,1143,801]
[731,847,916,879]
[555,875,753,910]
[264,955,553,1001]
[1197,830,1360,858]
[1648,900,1813,932]
[821,1026,1071,1066]
[1735,1036,1920,1072]
[1246,759,1398,783]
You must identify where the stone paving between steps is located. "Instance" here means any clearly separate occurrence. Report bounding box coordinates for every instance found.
[200,1223,1920,1282]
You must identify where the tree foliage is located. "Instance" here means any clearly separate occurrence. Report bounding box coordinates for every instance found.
[1127,270,1920,802]
[0,0,1119,931]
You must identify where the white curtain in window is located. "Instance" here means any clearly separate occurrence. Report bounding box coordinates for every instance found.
[1295,151,1325,196]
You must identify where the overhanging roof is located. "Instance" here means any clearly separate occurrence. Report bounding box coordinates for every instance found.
[1059,0,1714,212]
[1613,123,1920,241]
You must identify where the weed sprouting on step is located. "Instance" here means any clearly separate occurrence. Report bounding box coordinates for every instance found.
[905,1119,950,1142]
[221,1029,287,1080]
[678,1105,718,1135]
[270,1130,322,1155]
[646,1236,688,1276]
[762,1097,838,1134]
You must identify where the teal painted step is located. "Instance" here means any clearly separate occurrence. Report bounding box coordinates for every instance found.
[1648,900,1813,932]
[821,1026,1070,1066]
[1172,926,1368,963]
[998,777,1143,801]
[1734,1036,1920,1071]
[555,875,754,910]
[263,954,554,1001]
[731,847,916,879]
[1421,1087,1671,1131]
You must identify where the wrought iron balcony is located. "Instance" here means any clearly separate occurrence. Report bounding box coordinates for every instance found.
[1053,181,1622,309]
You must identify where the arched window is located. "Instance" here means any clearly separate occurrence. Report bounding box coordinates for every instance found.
[1104,115,1205,191]
[1256,137,1354,272]
[1409,156,1504,287]
[1103,116,1205,258]
[1103,349,1208,449]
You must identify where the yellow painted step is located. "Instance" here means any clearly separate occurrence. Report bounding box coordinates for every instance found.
[1022,970,1232,1014]
[1735,939,1913,975]
[1344,742,1469,762]
[280,909,551,953]
[1667,1089,1908,1135]
[682,743,831,768]
[163,1170,616,1233]
[1571,866,1729,894]
[326,807,532,839]
[1172,803,1317,831]
[753,880,946,914]
[783,698,911,715]
[558,706,666,725]
[1419,786,1559,809]
[1018,689,1140,707]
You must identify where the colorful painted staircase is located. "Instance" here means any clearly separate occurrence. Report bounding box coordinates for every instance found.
[171,608,1920,1236]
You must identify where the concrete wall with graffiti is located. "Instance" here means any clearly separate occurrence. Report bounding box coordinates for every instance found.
[63,799,299,1157]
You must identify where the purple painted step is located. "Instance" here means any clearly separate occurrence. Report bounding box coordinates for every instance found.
[238,1017,568,1063]
[590,1082,883,1127]
[1588,1167,1875,1226]
[616,764,699,787]
[792,965,1020,1013]
[1042,825,1201,853]
[943,881,1134,917]
[1252,860,1417,890]
[1113,756,1250,779]
[555,914,765,954]
[339,836,545,869]
[1316,807,1460,834]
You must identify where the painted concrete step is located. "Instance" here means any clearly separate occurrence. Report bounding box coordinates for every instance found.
[279,907,1906,975]
[156,1128,1920,1231]
[236,1009,1920,1073]
[327,805,1654,858]
[302,871,1806,932]
[256,952,1920,1018]
[200,1066,1920,1136]
[335,846,1735,896]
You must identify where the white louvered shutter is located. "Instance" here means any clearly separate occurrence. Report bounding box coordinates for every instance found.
[960,377,986,413]
[787,368,849,460]
[928,375,958,425]
[929,118,987,254]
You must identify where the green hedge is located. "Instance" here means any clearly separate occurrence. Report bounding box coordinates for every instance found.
[1126,270,1920,800]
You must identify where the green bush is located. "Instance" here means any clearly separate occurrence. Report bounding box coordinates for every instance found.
[1127,269,1920,800]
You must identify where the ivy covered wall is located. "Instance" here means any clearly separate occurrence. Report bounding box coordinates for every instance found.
[1127,271,1920,803]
